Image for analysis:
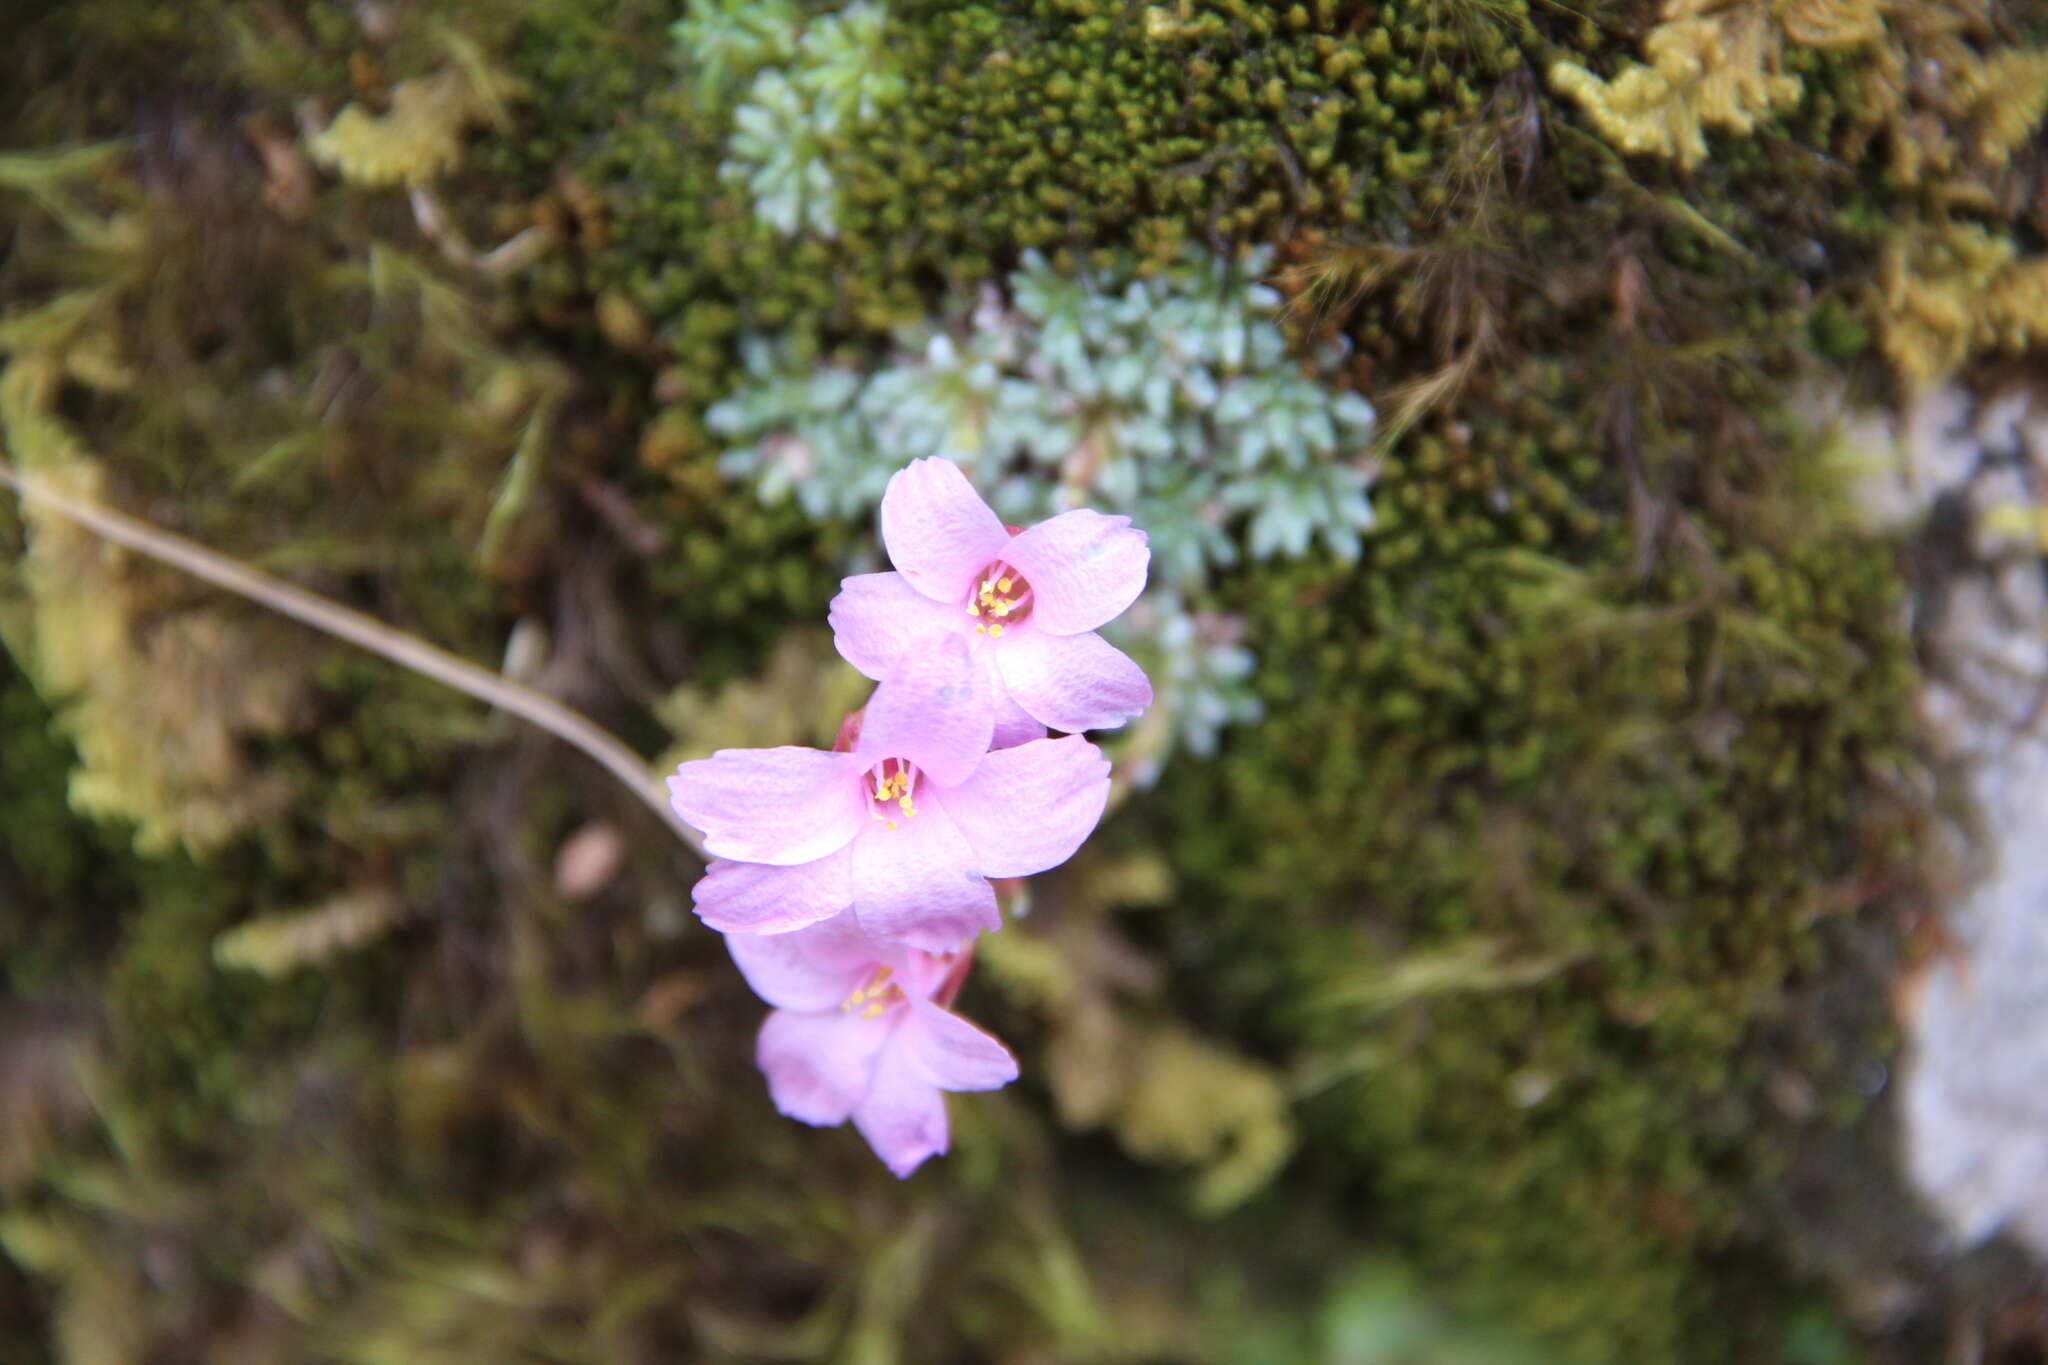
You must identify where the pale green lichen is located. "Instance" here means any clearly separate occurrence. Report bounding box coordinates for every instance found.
[1549,0,1803,168]
[309,45,524,189]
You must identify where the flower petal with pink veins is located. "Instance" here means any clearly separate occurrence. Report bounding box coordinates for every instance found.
[693,850,853,936]
[828,571,963,680]
[851,803,999,952]
[997,628,1153,734]
[757,1009,890,1127]
[880,458,1010,603]
[856,634,992,787]
[901,998,1020,1091]
[936,735,1110,878]
[667,748,865,866]
[853,1039,951,1177]
[1001,508,1149,635]
[724,912,876,1010]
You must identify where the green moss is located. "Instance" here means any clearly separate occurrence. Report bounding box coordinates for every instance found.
[0,659,136,991]
[1160,349,1918,1360]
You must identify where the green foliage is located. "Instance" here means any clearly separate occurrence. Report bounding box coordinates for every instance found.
[670,0,801,106]
[1162,353,1920,1361]
[669,0,907,238]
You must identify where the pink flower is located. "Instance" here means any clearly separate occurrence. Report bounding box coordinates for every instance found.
[830,458,1153,741]
[728,911,1017,1178]
[667,636,1111,952]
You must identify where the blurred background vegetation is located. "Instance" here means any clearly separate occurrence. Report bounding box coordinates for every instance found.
[4,0,2048,1360]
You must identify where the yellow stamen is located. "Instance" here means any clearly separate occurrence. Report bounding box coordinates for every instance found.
[967,601,980,616]
[989,623,1004,637]
[974,624,987,634]
[997,576,1012,591]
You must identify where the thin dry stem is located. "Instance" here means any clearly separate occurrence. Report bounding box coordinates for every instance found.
[0,454,701,853]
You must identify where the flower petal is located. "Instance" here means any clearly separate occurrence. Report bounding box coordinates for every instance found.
[996,629,1153,734]
[667,748,864,866]
[829,572,963,681]
[980,647,1049,749]
[852,1036,950,1177]
[856,632,992,788]
[934,735,1110,878]
[757,1008,889,1127]
[880,458,1010,603]
[900,998,1019,1092]
[724,912,876,1010]
[693,850,853,935]
[1001,508,1149,635]
[851,803,1000,953]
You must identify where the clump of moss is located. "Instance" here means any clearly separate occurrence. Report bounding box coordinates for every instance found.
[0,659,138,992]
[1161,344,1919,1359]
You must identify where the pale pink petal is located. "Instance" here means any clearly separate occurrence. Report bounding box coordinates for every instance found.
[895,949,962,1003]
[932,735,1109,878]
[693,849,853,935]
[851,804,999,953]
[667,748,865,866]
[980,647,1048,748]
[852,1037,950,1177]
[881,458,1010,602]
[829,572,963,681]
[991,700,1049,749]
[1001,509,1149,635]
[758,1008,890,1126]
[855,633,992,788]
[900,998,1019,1092]
[996,628,1153,734]
[729,916,872,1015]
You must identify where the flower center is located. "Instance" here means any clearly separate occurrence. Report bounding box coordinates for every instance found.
[865,757,921,830]
[965,560,1032,636]
[841,965,905,1019]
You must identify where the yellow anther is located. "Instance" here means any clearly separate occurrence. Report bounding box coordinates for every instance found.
[974,624,987,634]
[992,601,1012,617]
[997,576,1012,591]
[967,601,980,616]
[861,1002,886,1018]
[886,818,898,830]
[989,624,1004,637]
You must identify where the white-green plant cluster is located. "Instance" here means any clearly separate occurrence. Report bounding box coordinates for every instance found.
[670,0,902,238]
[709,246,1379,766]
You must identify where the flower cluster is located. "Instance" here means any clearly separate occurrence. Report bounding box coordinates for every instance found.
[668,458,1151,1175]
